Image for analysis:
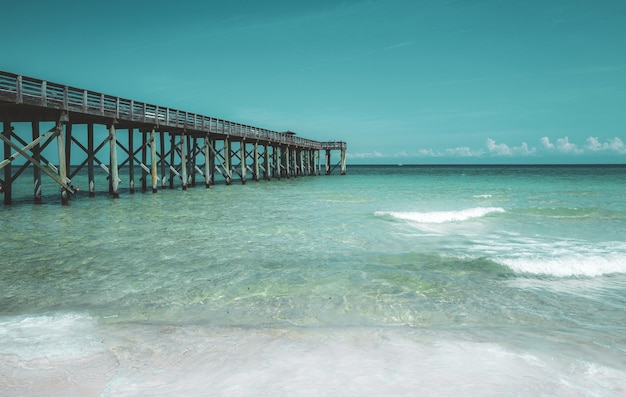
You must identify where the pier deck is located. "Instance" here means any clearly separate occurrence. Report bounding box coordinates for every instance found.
[0,71,346,205]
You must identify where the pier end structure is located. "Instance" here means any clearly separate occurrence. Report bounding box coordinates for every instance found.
[0,71,347,205]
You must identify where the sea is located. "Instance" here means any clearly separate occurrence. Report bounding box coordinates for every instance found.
[1,164,625,396]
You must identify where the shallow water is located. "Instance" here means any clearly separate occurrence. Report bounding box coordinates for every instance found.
[1,165,625,396]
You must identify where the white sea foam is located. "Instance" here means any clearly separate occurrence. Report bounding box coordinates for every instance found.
[97,326,626,396]
[0,313,104,360]
[2,323,624,396]
[376,207,505,224]
[465,237,626,277]
[499,252,626,277]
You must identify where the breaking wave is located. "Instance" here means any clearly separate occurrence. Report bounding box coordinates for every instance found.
[375,207,505,224]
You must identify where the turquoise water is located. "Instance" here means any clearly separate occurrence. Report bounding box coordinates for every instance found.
[1,165,626,396]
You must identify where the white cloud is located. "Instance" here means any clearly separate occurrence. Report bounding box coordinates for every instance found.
[486,138,536,156]
[486,138,511,155]
[416,148,439,157]
[445,147,482,157]
[555,137,583,154]
[350,135,625,162]
[541,136,584,154]
[347,151,385,159]
[394,150,410,158]
[586,137,626,154]
[517,142,536,155]
[540,137,554,149]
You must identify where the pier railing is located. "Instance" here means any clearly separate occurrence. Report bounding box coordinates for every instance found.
[0,71,344,150]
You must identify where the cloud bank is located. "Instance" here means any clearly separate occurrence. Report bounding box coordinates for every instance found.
[348,136,626,161]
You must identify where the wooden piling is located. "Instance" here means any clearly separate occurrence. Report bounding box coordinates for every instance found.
[57,120,69,205]
[325,149,331,175]
[159,131,166,189]
[240,140,247,185]
[109,124,119,198]
[181,134,188,191]
[203,136,211,188]
[150,128,158,193]
[253,141,259,182]
[169,134,175,189]
[2,121,11,205]
[31,122,42,203]
[128,128,135,194]
[264,143,271,181]
[87,124,95,197]
[224,138,232,185]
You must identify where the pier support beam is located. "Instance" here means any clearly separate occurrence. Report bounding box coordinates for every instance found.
[57,120,69,205]
[65,123,72,182]
[264,143,271,181]
[2,121,12,205]
[224,139,232,185]
[208,138,216,186]
[240,140,247,185]
[128,128,135,193]
[341,147,347,175]
[181,134,188,190]
[317,150,321,175]
[253,141,260,182]
[31,122,42,203]
[204,136,211,188]
[150,128,158,193]
[141,131,147,192]
[273,146,280,179]
[109,124,119,198]
[325,149,331,175]
[160,131,167,189]
[87,124,95,197]
[169,134,175,189]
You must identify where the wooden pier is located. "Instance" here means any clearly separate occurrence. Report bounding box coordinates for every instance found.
[0,71,347,205]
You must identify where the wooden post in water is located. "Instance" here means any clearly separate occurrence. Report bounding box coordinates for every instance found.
[204,136,211,188]
[240,140,247,185]
[159,131,166,189]
[253,141,260,182]
[317,150,321,175]
[57,119,69,205]
[274,146,281,179]
[181,133,188,190]
[325,149,331,175]
[341,147,347,175]
[141,131,147,193]
[2,121,12,205]
[169,134,175,189]
[128,128,135,194]
[150,128,158,193]
[87,123,95,197]
[275,146,281,178]
[190,137,197,187]
[109,124,119,198]
[32,122,42,203]
[224,138,232,185]
[65,123,72,181]
[285,146,290,178]
[208,138,215,186]
[264,143,271,181]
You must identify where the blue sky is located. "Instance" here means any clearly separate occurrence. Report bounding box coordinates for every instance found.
[2,0,626,164]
